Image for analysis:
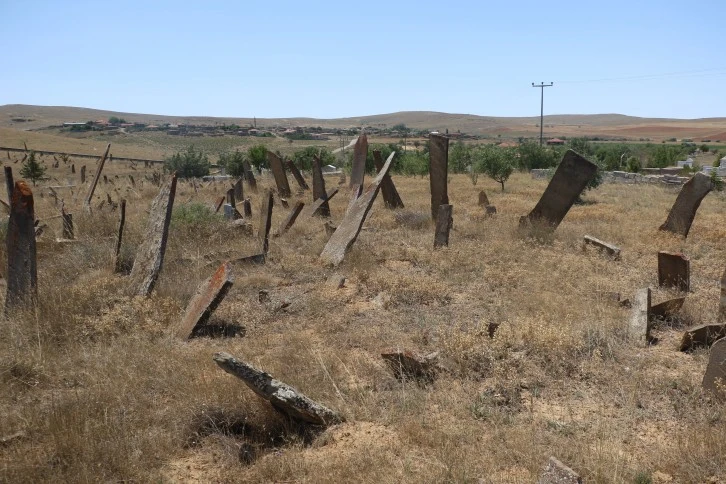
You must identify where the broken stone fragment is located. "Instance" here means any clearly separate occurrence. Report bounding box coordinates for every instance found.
[380,350,439,384]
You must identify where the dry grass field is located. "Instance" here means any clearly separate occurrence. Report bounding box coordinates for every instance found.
[1,141,726,483]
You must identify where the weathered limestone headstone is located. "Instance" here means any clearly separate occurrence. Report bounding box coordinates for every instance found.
[276,201,304,236]
[286,159,309,190]
[702,338,726,400]
[266,151,291,198]
[583,235,621,260]
[300,188,339,219]
[311,155,330,217]
[4,166,13,202]
[429,134,449,221]
[373,150,404,209]
[258,189,274,254]
[433,204,453,248]
[659,172,712,237]
[537,456,582,484]
[128,173,177,296]
[213,352,343,425]
[174,262,234,339]
[5,181,37,312]
[114,199,126,273]
[658,251,690,292]
[233,178,243,201]
[83,143,111,210]
[61,209,74,240]
[80,165,86,184]
[242,160,257,192]
[350,132,367,188]
[628,287,651,346]
[519,150,597,230]
[680,323,726,351]
[478,190,489,207]
[320,152,394,266]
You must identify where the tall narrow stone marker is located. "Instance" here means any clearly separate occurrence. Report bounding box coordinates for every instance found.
[629,288,652,346]
[128,173,177,296]
[259,189,274,254]
[311,155,330,217]
[320,152,394,266]
[286,159,309,190]
[276,201,304,236]
[114,199,126,273]
[702,338,726,400]
[373,150,404,209]
[233,178,243,201]
[520,150,598,230]
[5,181,37,313]
[61,209,74,240]
[83,143,111,209]
[350,132,368,189]
[266,151,291,198]
[659,172,712,237]
[80,165,86,184]
[720,267,726,322]
[658,251,690,292]
[242,160,257,192]
[4,166,13,203]
[429,134,449,221]
[433,204,453,248]
[174,262,234,339]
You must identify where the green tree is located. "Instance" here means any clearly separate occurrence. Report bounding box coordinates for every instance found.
[20,151,46,186]
[474,145,515,191]
[292,146,336,171]
[247,144,268,169]
[218,150,246,177]
[399,151,428,177]
[517,140,561,170]
[164,145,210,178]
[449,140,473,173]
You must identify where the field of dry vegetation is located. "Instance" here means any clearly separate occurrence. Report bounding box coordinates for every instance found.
[1,148,725,483]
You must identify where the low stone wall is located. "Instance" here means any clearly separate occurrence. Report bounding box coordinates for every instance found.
[531,168,721,186]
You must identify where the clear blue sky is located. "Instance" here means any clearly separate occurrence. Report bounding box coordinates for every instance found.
[2,0,725,119]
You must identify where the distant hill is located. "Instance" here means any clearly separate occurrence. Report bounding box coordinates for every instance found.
[2,104,726,141]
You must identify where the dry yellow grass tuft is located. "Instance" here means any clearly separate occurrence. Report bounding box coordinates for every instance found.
[1,160,725,482]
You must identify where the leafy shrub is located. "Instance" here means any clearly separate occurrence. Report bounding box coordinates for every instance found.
[517,141,561,170]
[292,146,336,171]
[626,156,641,173]
[247,144,268,170]
[171,203,217,227]
[164,146,210,178]
[474,145,515,191]
[218,150,245,177]
[20,151,46,186]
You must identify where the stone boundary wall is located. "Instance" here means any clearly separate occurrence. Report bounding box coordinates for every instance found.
[531,168,724,186]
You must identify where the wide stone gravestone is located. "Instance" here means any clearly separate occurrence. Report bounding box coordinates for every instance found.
[658,251,690,292]
[5,181,37,312]
[311,155,330,217]
[659,172,712,237]
[433,204,453,248]
[519,150,597,230]
[429,134,449,220]
[703,338,726,400]
[478,190,489,207]
[4,166,13,202]
[128,173,177,296]
[286,159,309,190]
[174,262,234,339]
[320,152,394,266]
[266,151,291,198]
[373,150,404,209]
[629,287,651,346]
[114,199,126,273]
[350,132,368,188]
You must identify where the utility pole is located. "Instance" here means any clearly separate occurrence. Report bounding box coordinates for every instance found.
[532,82,553,146]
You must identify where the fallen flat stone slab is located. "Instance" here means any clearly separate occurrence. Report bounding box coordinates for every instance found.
[311,155,330,217]
[266,151,291,198]
[373,150,404,209]
[519,150,598,231]
[213,352,343,426]
[320,152,394,266]
[628,287,651,346]
[233,178,243,201]
[433,204,453,248]
[702,338,726,400]
[231,253,266,265]
[5,181,37,312]
[128,173,177,296]
[537,456,582,484]
[584,235,621,260]
[286,160,309,191]
[350,132,367,188]
[275,201,304,236]
[658,251,690,292]
[659,172,712,237]
[650,296,685,320]
[680,323,726,352]
[381,350,439,383]
[429,134,449,220]
[175,262,234,339]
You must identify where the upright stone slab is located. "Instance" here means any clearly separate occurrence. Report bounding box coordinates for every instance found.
[128,173,177,296]
[233,178,243,201]
[350,132,368,189]
[61,209,74,240]
[629,287,651,346]
[174,262,234,339]
[258,189,274,254]
[658,251,690,292]
[242,160,257,192]
[703,338,726,400]
[114,199,126,273]
[276,201,304,236]
[373,150,404,209]
[311,155,330,217]
[286,159,309,190]
[433,204,453,248]
[659,172,712,237]
[266,151,291,198]
[80,165,86,184]
[320,152,394,266]
[5,181,37,312]
[83,143,111,209]
[538,457,582,484]
[4,166,13,203]
[519,150,598,230]
[429,134,449,221]
[300,188,339,219]
[720,266,726,322]
[478,190,489,207]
